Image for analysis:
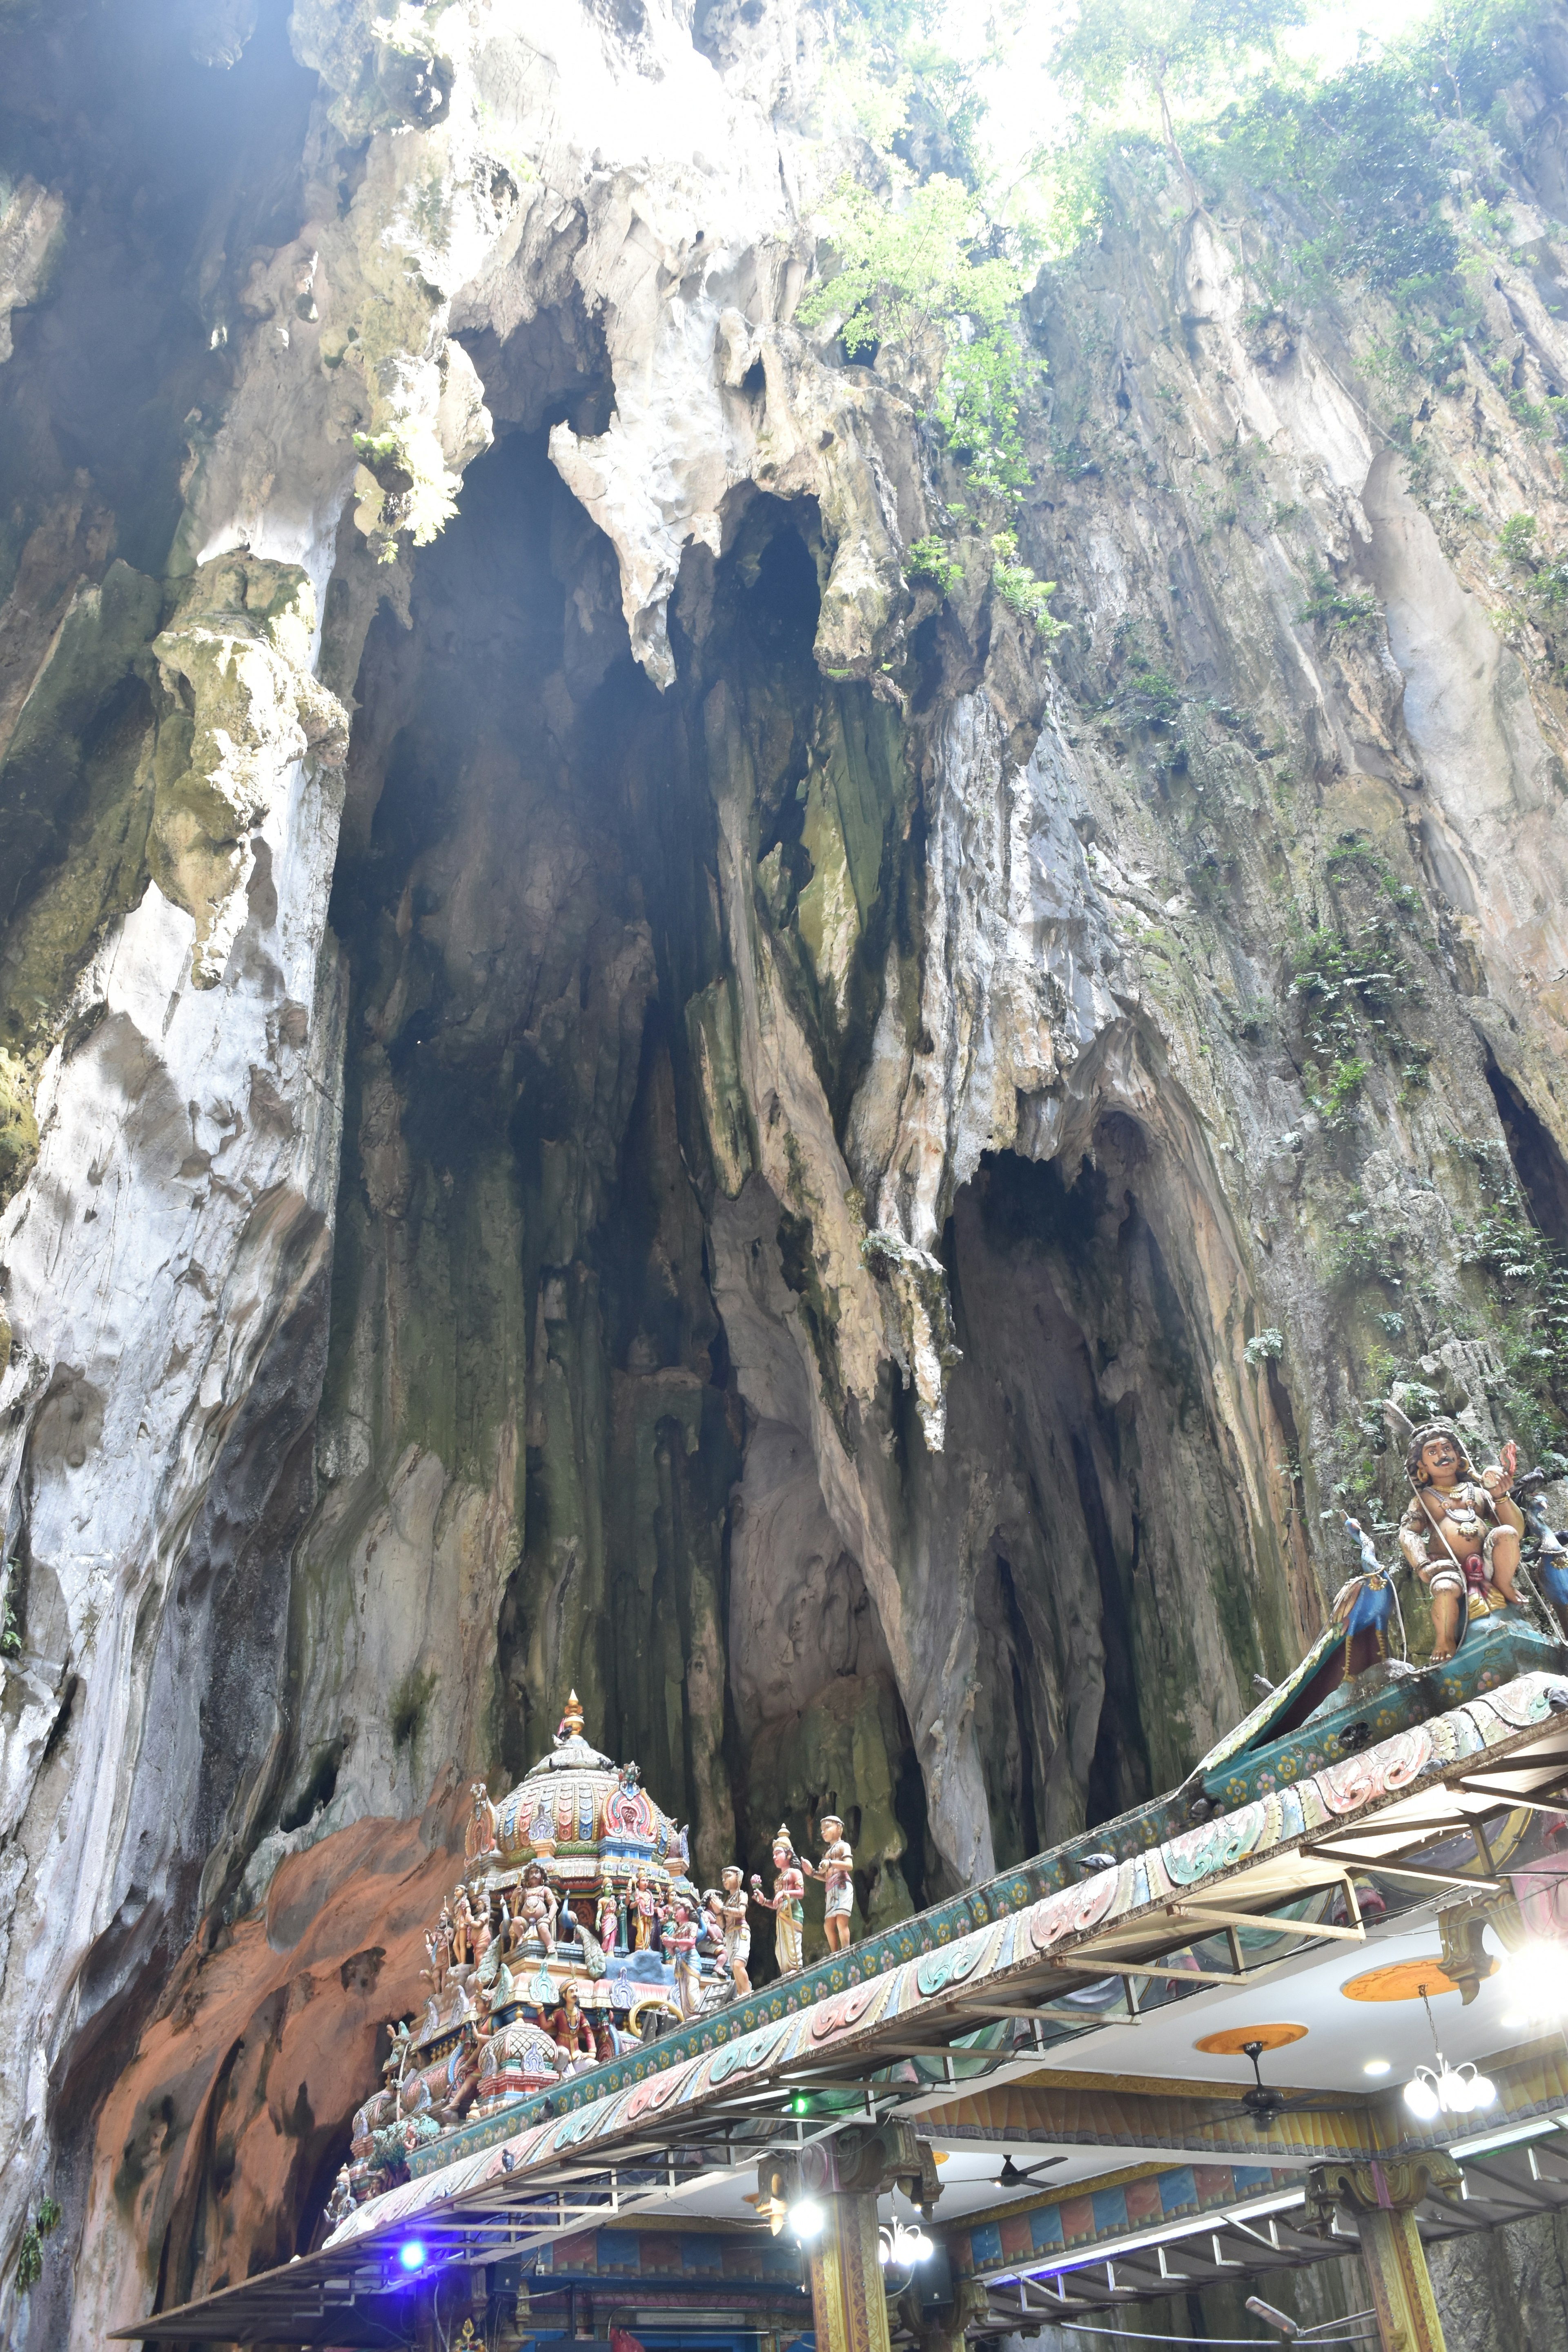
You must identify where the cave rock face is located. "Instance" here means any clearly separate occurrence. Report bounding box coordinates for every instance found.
[4,1,1568,2342]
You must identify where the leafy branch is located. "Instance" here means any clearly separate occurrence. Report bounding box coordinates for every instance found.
[799,170,1060,633]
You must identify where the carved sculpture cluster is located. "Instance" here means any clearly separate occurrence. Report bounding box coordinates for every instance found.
[325,1697,786,2222]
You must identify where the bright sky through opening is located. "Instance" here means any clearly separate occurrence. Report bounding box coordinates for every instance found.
[943,0,1444,189]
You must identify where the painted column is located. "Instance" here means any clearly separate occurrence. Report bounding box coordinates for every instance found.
[761,2120,941,2352]
[1358,2205,1447,2352]
[1308,2156,1459,2352]
[809,2192,893,2352]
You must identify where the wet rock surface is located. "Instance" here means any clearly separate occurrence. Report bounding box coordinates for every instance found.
[2,2,1568,2344]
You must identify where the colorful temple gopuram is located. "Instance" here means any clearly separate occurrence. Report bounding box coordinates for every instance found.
[327,1694,738,2221]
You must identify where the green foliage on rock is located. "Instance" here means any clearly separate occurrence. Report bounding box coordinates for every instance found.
[990,532,1064,637]
[905,534,962,594]
[0,1049,40,1202]
[13,2194,59,2294]
[800,35,1061,631]
[798,173,1021,358]
[1499,512,1539,564]
[1296,565,1380,636]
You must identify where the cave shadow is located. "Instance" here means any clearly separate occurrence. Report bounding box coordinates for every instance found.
[939,1119,1289,1853]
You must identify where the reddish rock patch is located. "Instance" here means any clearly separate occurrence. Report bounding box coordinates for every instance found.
[84,1773,470,2334]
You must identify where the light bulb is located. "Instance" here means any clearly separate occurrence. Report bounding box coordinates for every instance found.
[878,2238,891,2265]
[791,2199,824,2241]
[1363,2058,1391,2077]
[1441,2071,1474,2114]
[1404,2075,1440,2120]
[1497,1944,1568,2025]
[909,2231,933,2261]
[1471,2072,1497,2108]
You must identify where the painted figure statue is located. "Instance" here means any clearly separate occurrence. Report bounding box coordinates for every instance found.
[466,1780,498,1862]
[548,1980,597,2071]
[512,1860,559,1954]
[595,1879,621,1958]
[751,1825,806,1975]
[1398,1420,1523,1662]
[811,1813,855,1952]
[661,1896,704,2018]
[423,1904,454,1991]
[452,1885,491,1969]
[631,1867,657,1951]
[717,1866,752,1998]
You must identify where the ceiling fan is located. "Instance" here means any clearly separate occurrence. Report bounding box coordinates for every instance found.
[993,2152,1069,2188]
[1205,2040,1348,2134]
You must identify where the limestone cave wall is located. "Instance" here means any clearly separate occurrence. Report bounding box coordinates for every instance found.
[4,0,1568,2341]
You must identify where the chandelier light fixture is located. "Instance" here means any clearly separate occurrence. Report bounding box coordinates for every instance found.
[1403,1982,1496,2120]
[1403,2058,1498,2120]
[878,2219,935,2272]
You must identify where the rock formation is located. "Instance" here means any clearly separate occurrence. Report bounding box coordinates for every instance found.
[4,0,1568,2340]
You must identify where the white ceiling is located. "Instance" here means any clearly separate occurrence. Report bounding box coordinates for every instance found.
[1035,1906,1525,2103]
[626,1906,1549,2233]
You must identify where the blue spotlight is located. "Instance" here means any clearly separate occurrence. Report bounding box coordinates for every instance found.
[398,2240,427,2272]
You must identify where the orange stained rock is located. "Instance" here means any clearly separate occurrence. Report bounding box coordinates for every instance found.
[82,1772,471,2338]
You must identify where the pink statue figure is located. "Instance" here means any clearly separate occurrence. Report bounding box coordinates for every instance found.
[595,1880,620,1958]
[1398,1421,1524,1662]
[809,1813,855,1953]
[751,1825,805,1976]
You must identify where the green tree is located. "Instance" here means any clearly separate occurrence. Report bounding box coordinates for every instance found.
[1049,0,1306,199]
[797,173,1022,359]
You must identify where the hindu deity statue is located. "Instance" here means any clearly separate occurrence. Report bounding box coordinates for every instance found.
[1398,1420,1524,1662]
[751,1825,806,1976]
[630,1867,657,1950]
[510,1860,559,1954]
[423,1904,454,1991]
[466,1781,499,1863]
[547,1979,599,2071]
[452,1885,490,1970]
[811,1813,855,1952]
[717,1865,751,1997]
[595,1879,620,1959]
[661,1896,703,2018]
